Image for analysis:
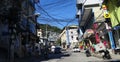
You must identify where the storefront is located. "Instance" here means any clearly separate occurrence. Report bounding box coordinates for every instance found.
[102,0,120,49]
[113,26,120,48]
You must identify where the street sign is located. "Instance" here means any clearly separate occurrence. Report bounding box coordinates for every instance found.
[104,13,110,18]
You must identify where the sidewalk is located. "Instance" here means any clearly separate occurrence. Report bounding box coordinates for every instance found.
[14,55,45,62]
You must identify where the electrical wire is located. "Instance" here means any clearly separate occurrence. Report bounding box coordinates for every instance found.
[36,4,64,26]
[36,3,78,27]
[83,0,87,5]
[66,17,77,26]
[41,0,72,9]
[36,0,78,28]
[38,17,78,29]
[39,16,76,22]
[36,3,75,22]
[37,0,76,22]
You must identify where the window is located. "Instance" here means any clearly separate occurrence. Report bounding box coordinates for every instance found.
[71,36,73,40]
[71,31,73,34]
[39,33,41,36]
[76,37,78,40]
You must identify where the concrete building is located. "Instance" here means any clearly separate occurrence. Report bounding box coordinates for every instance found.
[0,0,38,59]
[59,25,79,48]
[59,28,67,48]
[76,0,118,53]
[102,0,120,49]
[48,31,60,42]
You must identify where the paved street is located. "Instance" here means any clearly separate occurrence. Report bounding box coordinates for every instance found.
[41,52,103,62]
[40,51,120,62]
[1,49,120,62]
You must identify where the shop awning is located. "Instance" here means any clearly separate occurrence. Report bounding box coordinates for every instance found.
[79,9,92,26]
[83,29,94,38]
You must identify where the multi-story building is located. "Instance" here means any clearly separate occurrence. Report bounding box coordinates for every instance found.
[83,0,105,43]
[59,28,67,48]
[0,0,38,59]
[59,25,79,48]
[76,0,110,51]
[77,0,117,52]
[102,0,120,49]
[48,31,60,42]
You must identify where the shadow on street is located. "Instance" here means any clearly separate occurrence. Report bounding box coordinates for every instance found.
[40,51,71,61]
[14,51,71,62]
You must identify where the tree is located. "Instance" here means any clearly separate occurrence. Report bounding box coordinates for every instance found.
[38,24,62,37]
[56,39,61,46]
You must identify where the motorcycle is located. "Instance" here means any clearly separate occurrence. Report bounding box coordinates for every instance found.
[100,49,112,59]
[85,49,91,57]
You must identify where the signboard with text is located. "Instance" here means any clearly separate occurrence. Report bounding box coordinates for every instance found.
[104,13,110,18]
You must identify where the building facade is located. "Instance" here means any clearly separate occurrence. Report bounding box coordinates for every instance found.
[59,29,67,48]
[76,0,119,53]
[60,25,79,48]
[102,0,120,48]
[0,0,38,59]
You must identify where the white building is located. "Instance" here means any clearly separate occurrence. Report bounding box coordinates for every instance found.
[59,25,79,48]
[48,31,60,42]
[84,0,104,22]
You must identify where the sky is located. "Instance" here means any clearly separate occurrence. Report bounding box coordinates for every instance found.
[35,0,102,29]
[35,0,78,29]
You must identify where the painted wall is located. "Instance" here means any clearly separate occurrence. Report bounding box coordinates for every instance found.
[60,26,79,48]
[108,1,120,27]
[84,0,102,5]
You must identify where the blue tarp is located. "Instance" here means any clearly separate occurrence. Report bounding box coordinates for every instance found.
[108,31,116,49]
[113,26,120,30]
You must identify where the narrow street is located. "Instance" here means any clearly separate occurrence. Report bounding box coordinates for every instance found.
[41,52,103,62]
[1,0,120,62]
[40,51,120,62]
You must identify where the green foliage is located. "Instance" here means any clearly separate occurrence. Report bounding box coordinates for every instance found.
[56,39,61,46]
[38,24,62,37]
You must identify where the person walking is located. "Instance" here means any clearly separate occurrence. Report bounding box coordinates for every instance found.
[85,43,91,57]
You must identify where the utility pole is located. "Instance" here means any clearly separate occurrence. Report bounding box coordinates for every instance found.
[46,24,48,39]
[76,0,83,41]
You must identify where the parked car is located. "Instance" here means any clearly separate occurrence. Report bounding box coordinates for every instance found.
[62,51,71,56]
[72,47,80,52]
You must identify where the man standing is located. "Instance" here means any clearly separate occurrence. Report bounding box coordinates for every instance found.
[51,45,55,53]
